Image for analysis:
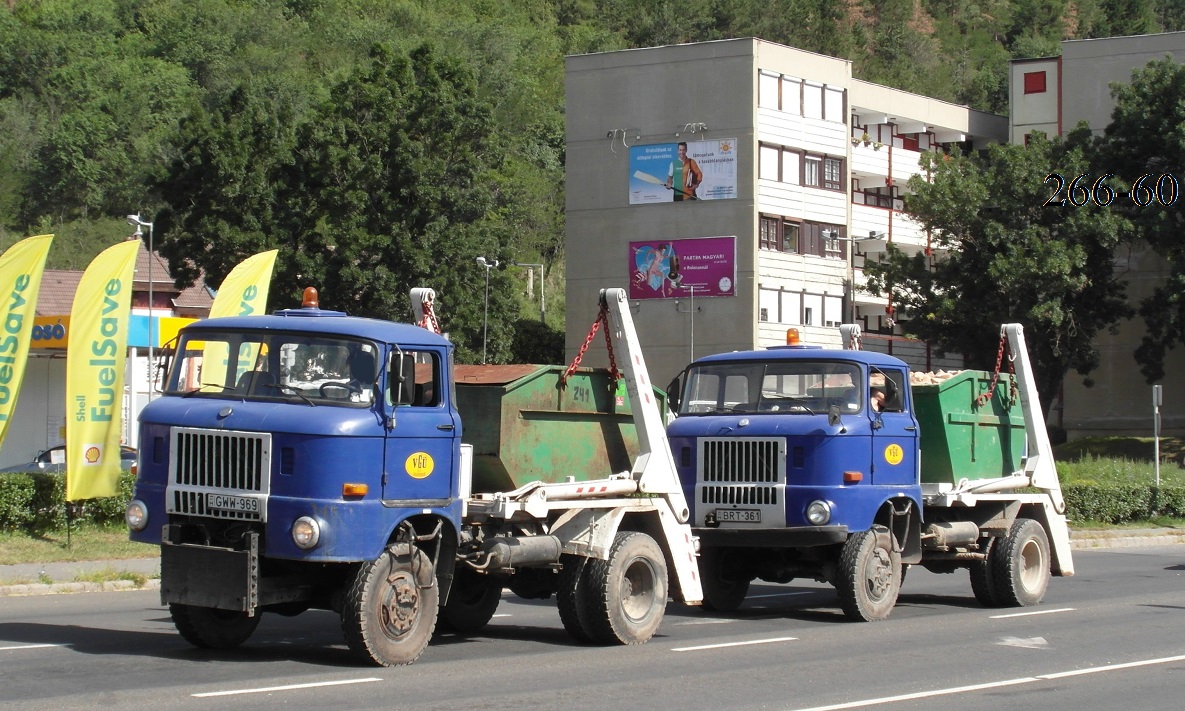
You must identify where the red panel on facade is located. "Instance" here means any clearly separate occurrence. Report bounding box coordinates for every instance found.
[1023,71,1047,94]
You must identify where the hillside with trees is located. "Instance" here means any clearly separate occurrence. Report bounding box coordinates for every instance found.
[1,0,1183,363]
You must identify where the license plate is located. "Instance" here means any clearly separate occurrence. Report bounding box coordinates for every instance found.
[716,508,760,523]
[206,493,260,513]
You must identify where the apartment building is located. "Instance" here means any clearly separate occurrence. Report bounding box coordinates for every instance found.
[1010,31,1185,437]
[565,38,1007,386]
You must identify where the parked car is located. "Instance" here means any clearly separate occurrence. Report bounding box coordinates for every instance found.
[0,445,137,474]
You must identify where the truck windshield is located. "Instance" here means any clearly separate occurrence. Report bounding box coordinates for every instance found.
[164,330,380,408]
[679,360,862,415]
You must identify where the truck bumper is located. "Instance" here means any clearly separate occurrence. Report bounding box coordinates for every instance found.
[695,525,848,548]
[160,528,314,612]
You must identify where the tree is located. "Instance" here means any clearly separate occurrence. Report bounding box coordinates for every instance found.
[1095,58,1185,381]
[863,132,1131,412]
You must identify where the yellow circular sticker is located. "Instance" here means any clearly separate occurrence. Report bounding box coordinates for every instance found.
[884,444,904,466]
[405,452,434,479]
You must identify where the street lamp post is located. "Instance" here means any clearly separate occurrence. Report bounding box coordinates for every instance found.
[127,214,154,400]
[512,262,545,322]
[476,256,498,364]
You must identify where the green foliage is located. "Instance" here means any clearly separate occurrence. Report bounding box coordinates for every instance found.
[511,317,565,364]
[0,470,135,533]
[1063,484,1185,523]
[864,133,1132,411]
[1094,58,1185,382]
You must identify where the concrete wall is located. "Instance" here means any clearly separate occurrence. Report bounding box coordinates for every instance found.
[1062,32,1185,135]
[1009,57,1059,143]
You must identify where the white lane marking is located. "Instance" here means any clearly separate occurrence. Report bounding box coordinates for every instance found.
[675,618,737,626]
[990,607,1076,619]
[492,614,512,618]
[192,678,383,698]
[748,592,813,599]
[998,636,1049,649]
[672,636,797,652]
[0,643,62,651]
[786,653,1185,711]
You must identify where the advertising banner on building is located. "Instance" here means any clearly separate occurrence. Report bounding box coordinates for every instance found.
[629,138,738,204]
[66,240,139,501]
[628,236,736,300]
[201,249,280,391]
[0,234,53,448]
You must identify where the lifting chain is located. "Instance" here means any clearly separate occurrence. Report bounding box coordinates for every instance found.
[974,330,1017,408]
[560,304,622,388]
[418,299,441,335]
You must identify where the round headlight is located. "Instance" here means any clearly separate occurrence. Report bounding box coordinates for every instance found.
[292,516,321,550]
[805,500,832,526]
[126,499,148,531]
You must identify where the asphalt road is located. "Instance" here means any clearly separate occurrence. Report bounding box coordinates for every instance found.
[2,545,1184,711]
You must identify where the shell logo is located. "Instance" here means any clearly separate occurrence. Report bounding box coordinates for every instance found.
[405,452,434,479]
[84,446,101,464]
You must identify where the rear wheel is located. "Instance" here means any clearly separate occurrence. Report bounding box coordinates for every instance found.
[582,531,668,644]
[170,604,261,649]
[341,544,438,666]
[836,526,901,622]
[439,567,502,634]
[557,554,595,643]
[970,539,1002,607]
[698,547,751,612]
[990,518,1050,607]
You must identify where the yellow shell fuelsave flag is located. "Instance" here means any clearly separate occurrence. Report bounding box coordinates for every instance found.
[201,249,278,390]
[66,240,140,501]
[0,234,54,448]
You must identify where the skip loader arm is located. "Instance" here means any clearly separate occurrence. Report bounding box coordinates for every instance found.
[599,287,702,601]
[1003,323,1074,576]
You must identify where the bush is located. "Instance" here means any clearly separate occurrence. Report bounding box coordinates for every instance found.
[0,470,135,533]
[1063,483,1185,524]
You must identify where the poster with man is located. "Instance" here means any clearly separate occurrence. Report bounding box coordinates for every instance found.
[628,138,737,204]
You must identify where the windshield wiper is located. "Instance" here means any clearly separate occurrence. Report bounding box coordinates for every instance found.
[261,382,316,406]
[182,382,233,398]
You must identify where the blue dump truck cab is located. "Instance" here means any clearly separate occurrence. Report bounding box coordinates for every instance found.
[127,299,463,663]
[667,344,925,620]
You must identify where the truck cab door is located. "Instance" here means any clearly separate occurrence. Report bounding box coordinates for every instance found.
[383,349,459,504]
[870,367,918,487]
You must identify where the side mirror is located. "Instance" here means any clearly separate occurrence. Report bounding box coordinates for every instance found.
[666,374,683,413]
[828,404,842,428]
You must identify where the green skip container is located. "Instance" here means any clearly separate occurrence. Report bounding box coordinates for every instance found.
[912,370,1026,485]
[454,364,666,493]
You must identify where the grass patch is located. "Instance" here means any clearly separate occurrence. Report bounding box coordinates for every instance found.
[1056,456,1185,487]
[1055,436,1185,467]
[0,523,157,566]
[71,567,150,586]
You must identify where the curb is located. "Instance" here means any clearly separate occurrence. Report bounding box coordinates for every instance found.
[0,578,160,597]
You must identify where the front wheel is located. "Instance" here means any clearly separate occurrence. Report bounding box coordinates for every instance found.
[582,531,669,644]
[990,518,1051,607]
[341,543,438,666]
[170,604,261,649]
[836,526,901,622]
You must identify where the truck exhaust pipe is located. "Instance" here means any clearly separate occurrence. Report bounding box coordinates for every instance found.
[480,535,563,569]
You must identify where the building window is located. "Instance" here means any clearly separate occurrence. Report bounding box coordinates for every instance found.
[759,215,780,250]
[783,150,800,185]
[804,156,820,187]
[782,221,799,253]
[803,81,823,120]
[824,86,845,123]
[823,157,843,190]
[1023,71,1047,95]
[759,143,781,181]
[781,76,802,114]
[800,222,846,259]
[759,70,780,108]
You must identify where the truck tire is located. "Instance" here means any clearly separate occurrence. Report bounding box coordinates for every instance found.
[836,526,901,622]
[341,543,438,666]
[990,518,1051,607]
[557,554,595,643]
[582,531,668,644]
[970,539,1002,607]
[699,547,750,612]
[439,568,502,634]
[169,603,261,649]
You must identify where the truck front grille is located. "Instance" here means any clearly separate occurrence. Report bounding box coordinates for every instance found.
[167,427,271,522]
[695,437,786,527]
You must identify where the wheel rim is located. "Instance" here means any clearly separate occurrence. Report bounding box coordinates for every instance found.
[620,557,659,622]
[864,547,894,602]
[379,569,420,640]
[1018,537,1045,591]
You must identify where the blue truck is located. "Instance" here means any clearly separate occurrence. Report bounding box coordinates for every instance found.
[665,324,1074,620]
[126,287,702,666]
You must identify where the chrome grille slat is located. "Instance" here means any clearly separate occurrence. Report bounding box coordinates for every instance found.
[167,427,271,522]
[695,436,787,527]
